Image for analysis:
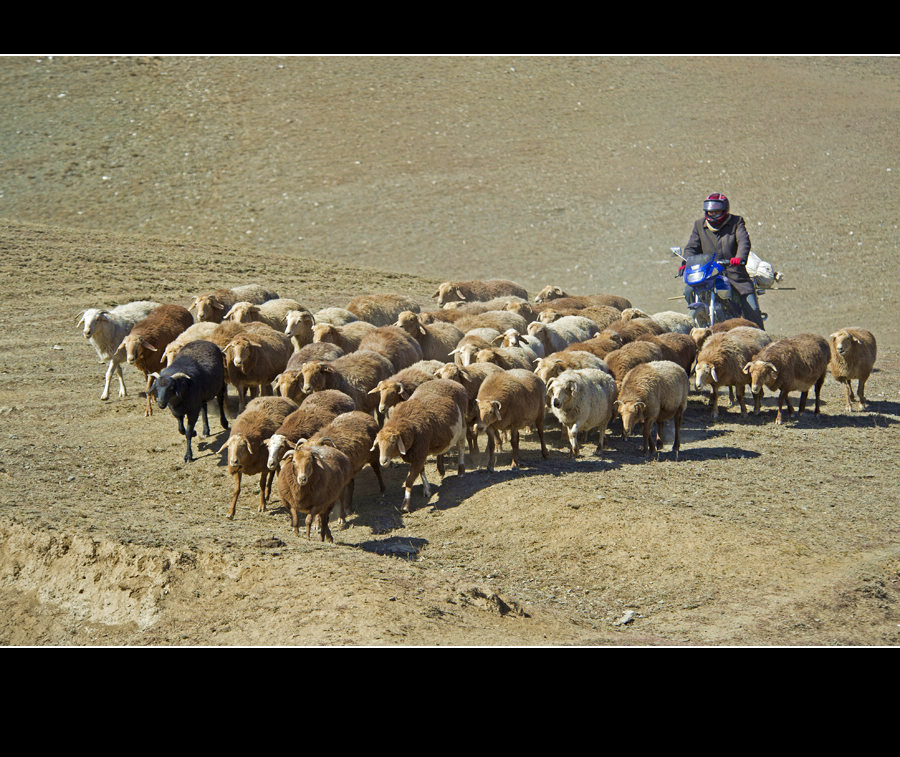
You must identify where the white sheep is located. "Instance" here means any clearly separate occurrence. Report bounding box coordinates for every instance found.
[546,368,618,457]
[283,309,316,352]
[526,315,600,355]
[77,300,161,400]
[828,328,877,411]
[189,284,279,323]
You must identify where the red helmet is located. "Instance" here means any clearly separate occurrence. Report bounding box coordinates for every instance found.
[703,193,730,222]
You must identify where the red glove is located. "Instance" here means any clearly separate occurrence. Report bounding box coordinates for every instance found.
[729,257,742,266]
[678,264,685,275]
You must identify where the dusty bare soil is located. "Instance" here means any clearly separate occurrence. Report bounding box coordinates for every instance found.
[1,55,898,646]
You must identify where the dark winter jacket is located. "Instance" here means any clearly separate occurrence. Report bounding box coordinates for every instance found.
[683,214,755,295]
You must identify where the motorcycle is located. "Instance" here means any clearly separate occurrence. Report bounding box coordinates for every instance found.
[671,247,745,328]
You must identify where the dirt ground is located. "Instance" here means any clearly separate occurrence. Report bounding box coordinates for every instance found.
[0,55,898,646]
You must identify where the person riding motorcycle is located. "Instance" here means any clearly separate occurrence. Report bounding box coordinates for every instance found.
[680,193,765,329]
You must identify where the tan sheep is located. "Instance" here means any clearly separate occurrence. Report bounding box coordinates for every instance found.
[283,308,316,352]
[162,321,218,367]
[534,350,611,386]
[743,334,831,424]
[223,298,307,332]
[828,328,877,411]
[312,320,377,353]
[435,361,504,453]
[345,293,420,326]
[356,326,425,372]
[189,284,279,323]
[475,369,548,471]
[222,325,293,412]
[604,340,667,385]
[432,279,528,307]
[693,329,771,419]
[394,310,465,363]
[276,442,353,541]
[117,304,195,417]
[298,350,395,414]
[371,379,470,512]
[474,345,537,371]
[219,396,298,519]
[616,360,690,456]
[562,331,625,360]
[367,360,444,416]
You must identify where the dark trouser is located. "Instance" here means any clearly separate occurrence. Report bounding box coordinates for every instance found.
[740,291,765,329]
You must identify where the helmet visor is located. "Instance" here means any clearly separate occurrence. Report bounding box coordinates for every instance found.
[703,200,727,215]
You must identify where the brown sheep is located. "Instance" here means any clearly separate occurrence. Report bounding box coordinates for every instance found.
[276,442,353,540]
[367,360,444,416]
[394,311,465,363]
[303,410,385,520]
[272,343,347,402]
[264,389,357,471]
[356,326,425,372]
[563,332,625,359]
[475,369,548,471]
[451,310,530,336]
[604,341,667,385]
[298,350,395,414]
[189,284,279,323]
[432,279,529,307]
[371,379,470,512]
[743,334,831,424]
[533,286,632,311]
[312,320,377,353]
[117,304,195,417]
[435,361,504,453]
[223,325,293,412]
[345,293,420,326]
[636,332,698,376]
[828,328,877,411]
[616,361,690,456]
[219,396,298,519]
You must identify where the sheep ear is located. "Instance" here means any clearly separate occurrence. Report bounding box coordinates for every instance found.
[76,311,86,326]
[140,336,158,352]
[553,286,563,296]
[766,362,778,374]
[217,441,229,454]
[282,450,295,463]
[397,436,407,455]
[710,366,718,383]
[171,372,190,380]
[567,380,576,394]
[742,362,752,374]
[418,323,427,336]
[244,439,254,455]
[492,400,502,412]
[189,299,198,312]
[455,287,467,300]
[431,289,440,299]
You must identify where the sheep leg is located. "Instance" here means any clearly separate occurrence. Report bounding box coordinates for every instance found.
[216,386,229,430]
[775,391,791,424]
[436,453,445,477]
[258,470,271,512]
[798,390,810,415]
[857,378,868,408]
[456,439,466,475]
[595,422,608,454]
[753,389,762,415]
[370,460,386,493]
[339,478,355,522]
[673,409,683,456]
[144,374,154,417]
[510,429,521,469]
[567,424,580,457]
[536,416,548,460]
[710,384,720,419]
[402,462,425,512]
[101,359,117,400]
[485,428,497,472]
[227,471,242,519]
[200,402,211,437]
[813,373,826,414]
[736,384,748,416]
[183,410,200,463]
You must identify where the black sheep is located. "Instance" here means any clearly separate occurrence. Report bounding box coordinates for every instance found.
[149,340,229,461]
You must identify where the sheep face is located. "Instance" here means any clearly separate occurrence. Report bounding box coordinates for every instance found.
[534,357,564,385]
[475,399,503,430]
[616,400,646,438]
[369,380,409,415]
[219,434,255,471]
[192,295,226,322]
[744,360,778,395]
[534,285,566,303]
[395,311,425,337]
[371,428,406,467]
[285,310,315,340]
[274,371,304,400]
[694,362,716,390]
[121,333,158,366]
[299,362,332,395]
[223,302,259,323]
[225,339,257,374]
[831,331,858,358]
[78,309,106,340]
[291,446,318,486]
[265,434,293,471]
[548,378,576,413]
[149,372,190,410]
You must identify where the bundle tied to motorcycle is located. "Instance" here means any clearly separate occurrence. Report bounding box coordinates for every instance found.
[671,247,785,329]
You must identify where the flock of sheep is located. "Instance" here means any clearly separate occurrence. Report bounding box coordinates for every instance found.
[76,278,878,541]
